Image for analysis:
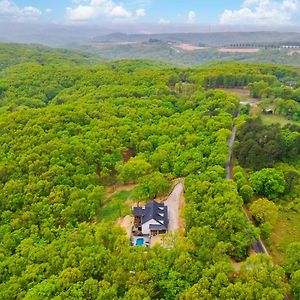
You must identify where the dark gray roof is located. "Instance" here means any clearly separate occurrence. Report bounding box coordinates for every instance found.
[134,201,168,230]
[133,207,144,216]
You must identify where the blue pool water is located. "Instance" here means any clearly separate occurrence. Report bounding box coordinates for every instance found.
[136,238,144,246]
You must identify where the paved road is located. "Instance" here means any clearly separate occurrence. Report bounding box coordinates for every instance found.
[252,240,269,254]
[164,182,184,232]
[226,125,236,179]
[226,108,269,256]
[243,206,270,255]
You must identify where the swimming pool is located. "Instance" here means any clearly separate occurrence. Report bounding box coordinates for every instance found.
[136,238,144,246]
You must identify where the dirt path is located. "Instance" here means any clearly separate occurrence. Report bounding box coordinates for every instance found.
[116,215,133,238]
[164,181,184,232]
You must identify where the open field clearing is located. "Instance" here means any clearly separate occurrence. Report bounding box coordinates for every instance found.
[260,114,300,127]
[271,209,300,264]
[98,190,134,222]
[288,50,300,56]
[91,42,138,49]
[218,88,259,104]
[219,48,260,53]
[174,44,209,51]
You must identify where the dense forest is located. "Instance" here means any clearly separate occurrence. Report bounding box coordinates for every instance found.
[0,43,300,299]
[0,44,105,71]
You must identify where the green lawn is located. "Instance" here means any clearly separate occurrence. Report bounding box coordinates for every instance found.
[260,114,300,127]
[248,99,300,127]
[97,190,134,222]
[270,208,300,264]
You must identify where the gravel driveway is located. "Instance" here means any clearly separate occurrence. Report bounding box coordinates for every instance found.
[164,182,184,232]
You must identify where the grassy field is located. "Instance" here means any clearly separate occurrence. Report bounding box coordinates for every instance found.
[260,114,299,127]
[97,189,134,222]
[218,88,257,103]
[270,208,300,264]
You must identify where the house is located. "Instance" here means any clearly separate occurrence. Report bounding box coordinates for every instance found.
[133,201,168,236]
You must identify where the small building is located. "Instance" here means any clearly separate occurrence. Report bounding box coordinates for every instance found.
[133,201,168,236]
[262,108,273,114]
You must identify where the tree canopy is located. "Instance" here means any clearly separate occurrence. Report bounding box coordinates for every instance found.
[0,45,297,299]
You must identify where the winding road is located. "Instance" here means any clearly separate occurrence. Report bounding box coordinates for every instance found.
[226,104,269,256]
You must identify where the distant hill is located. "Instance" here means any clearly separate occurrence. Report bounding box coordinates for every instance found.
[0,43,104,71]
[93,31,300,47]
[0,23,111,47]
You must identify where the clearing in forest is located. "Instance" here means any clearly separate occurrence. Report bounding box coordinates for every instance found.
[98,188,136,222]
[260,113,300,127]
[116,179,186,246]
[218,48,260,53]
[271,209,300,264]
[218,88,259,105]
[174,44,209,51]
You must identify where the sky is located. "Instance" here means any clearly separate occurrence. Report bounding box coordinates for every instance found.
[1,0,300,26]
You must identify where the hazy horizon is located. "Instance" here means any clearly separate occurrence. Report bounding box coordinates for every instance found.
[1,1,300,47]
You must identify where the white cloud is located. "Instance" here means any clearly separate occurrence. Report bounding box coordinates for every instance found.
[66,5,95,21]
[0,0,41,20]
[136,8,145,17]
[220,0,300,25]
[158,18,170,24]
[66,0,132,21]
[111,5,131,17]
[45,8,53,13]
[187,10,196,24]
[283,0,299,9]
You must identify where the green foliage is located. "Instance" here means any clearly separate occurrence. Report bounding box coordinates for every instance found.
[0,43,102,71]
[180,255,289,300]
[248,80,270,98]
[250,168,286,199]
[285,242,300,275]
[0,47,295,299]
[234,118,289,170]
[239,185,254,203]
[185,178,259,260]
[239,255,290,298]
[97,190,132,221]
[291,270,300,299]
[259,222,273,245]
[250,198,279,225]
[276,163,300,196]
[137,172,171,200]
[240,104,250,115]
[117,157,152,184]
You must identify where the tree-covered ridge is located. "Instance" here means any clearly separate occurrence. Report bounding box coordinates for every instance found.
[0,55,297,299]
[0,43,105,71]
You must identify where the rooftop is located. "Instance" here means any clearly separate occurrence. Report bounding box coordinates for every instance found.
[134,200,168,230]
